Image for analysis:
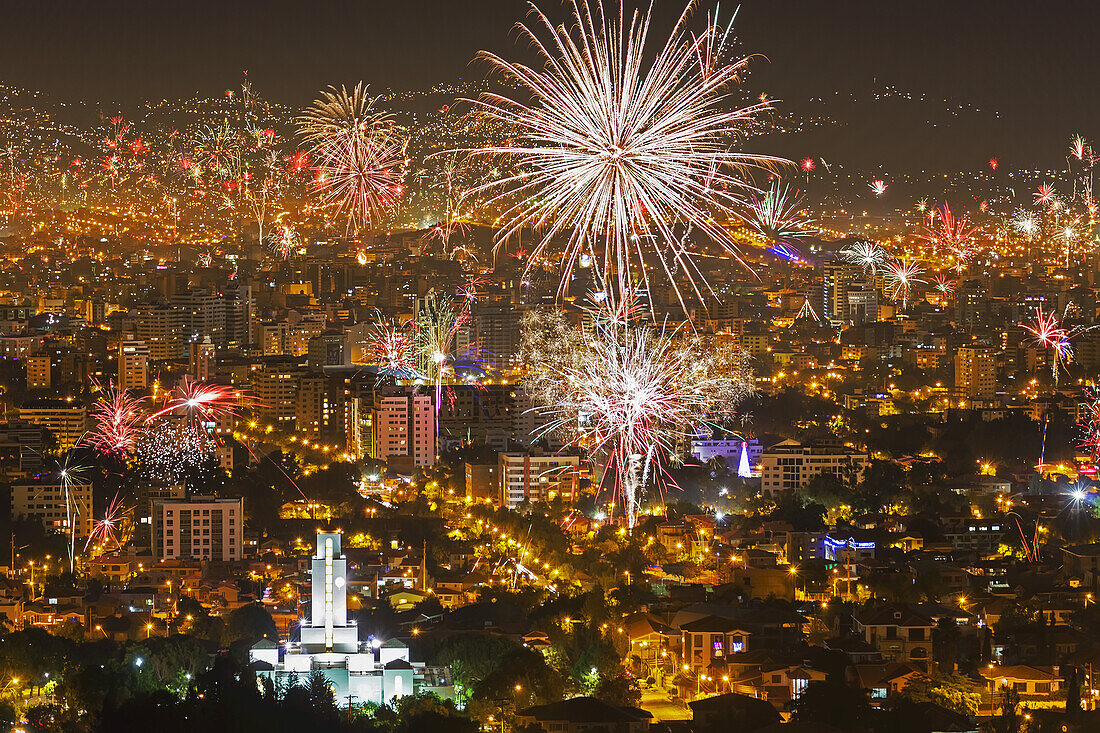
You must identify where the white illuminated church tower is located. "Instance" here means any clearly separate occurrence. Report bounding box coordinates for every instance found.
[250,532,452,707]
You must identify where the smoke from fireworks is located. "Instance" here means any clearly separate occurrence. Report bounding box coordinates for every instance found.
[463,0,782,307]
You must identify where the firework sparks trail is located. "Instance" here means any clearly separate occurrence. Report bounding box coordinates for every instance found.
[841,241,889,275]
[146,378,249,438]
[869,179,888,196]
[1019,304,1094,385]
[1078,387,1100,464]
[365,314,419,380]
[883,257,925,310]
[920,203,978,274]
[88,381,146,454]
[929,273,956,295]
[1071,134,1090,162]
[416,293,491,415]
[298,83,406,234]
[520,296,753,527]
[84,493,131,554]
[56,453,91,574]
[460,0,784,309]
[744,180,815,256]
[1034,183,1056,206]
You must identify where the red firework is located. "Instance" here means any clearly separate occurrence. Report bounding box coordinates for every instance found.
[147,378,249,432]
[89,382,146,455]
[920,202,979,273]
[1034,184,1056,206]
[84,493,131,552]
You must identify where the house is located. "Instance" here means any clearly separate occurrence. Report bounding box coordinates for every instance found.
[1062,544,1100,589]
[522,631,551,653]
[515,697,652,733]
[978,665,1062,712]
[680,615,753,672]
[846,662,924,705]
[688,692,781,732]
[623,612,679,676]
[387,588,430,611]
[721,663,827,709]
[854,605,935,665]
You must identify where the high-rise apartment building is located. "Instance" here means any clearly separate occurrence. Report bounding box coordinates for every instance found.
[371,387,436,473]
[151,496,243,562]
[955,346,997,399]
[118,338,150,392]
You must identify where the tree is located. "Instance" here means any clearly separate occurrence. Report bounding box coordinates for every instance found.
[900,673,981,716]
[932,618,960,673]
[593,670,640,707]
[1062,664,1081,716]
[224,603,277,644]
[789,679,873,730]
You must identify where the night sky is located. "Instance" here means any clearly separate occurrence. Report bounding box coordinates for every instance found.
[2,1,1099,163]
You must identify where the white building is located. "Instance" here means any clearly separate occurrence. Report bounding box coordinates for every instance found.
[151,496,243,561]
[759,439,868,495]
[690,437,761,467]
[250,532,453,707]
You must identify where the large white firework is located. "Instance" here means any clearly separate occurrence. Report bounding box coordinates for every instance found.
[298,83,406,233]
[883,257,925,310]
[464,0,782,306]
[521,297,753,527]
[841,241,889,275]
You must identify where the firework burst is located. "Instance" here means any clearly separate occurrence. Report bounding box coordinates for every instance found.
[883,257,925,310]
[1034,183,1056,207]
[298,83,406,233]
[1078,387,1100,463]
[841,241,889,275]
[921,203,979,274]
[147,378,248,437]
[869,179,888,196]
[462,0,783,307]
[89,381,146,454]
[521,296,753,527]
[365,315,418,380]
[1012,208,1041,239]
[929,273,956,295]
[1022,305,1076,385]
[744,180,815,255]
[267,219,302,259]
[84,493,131,554]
